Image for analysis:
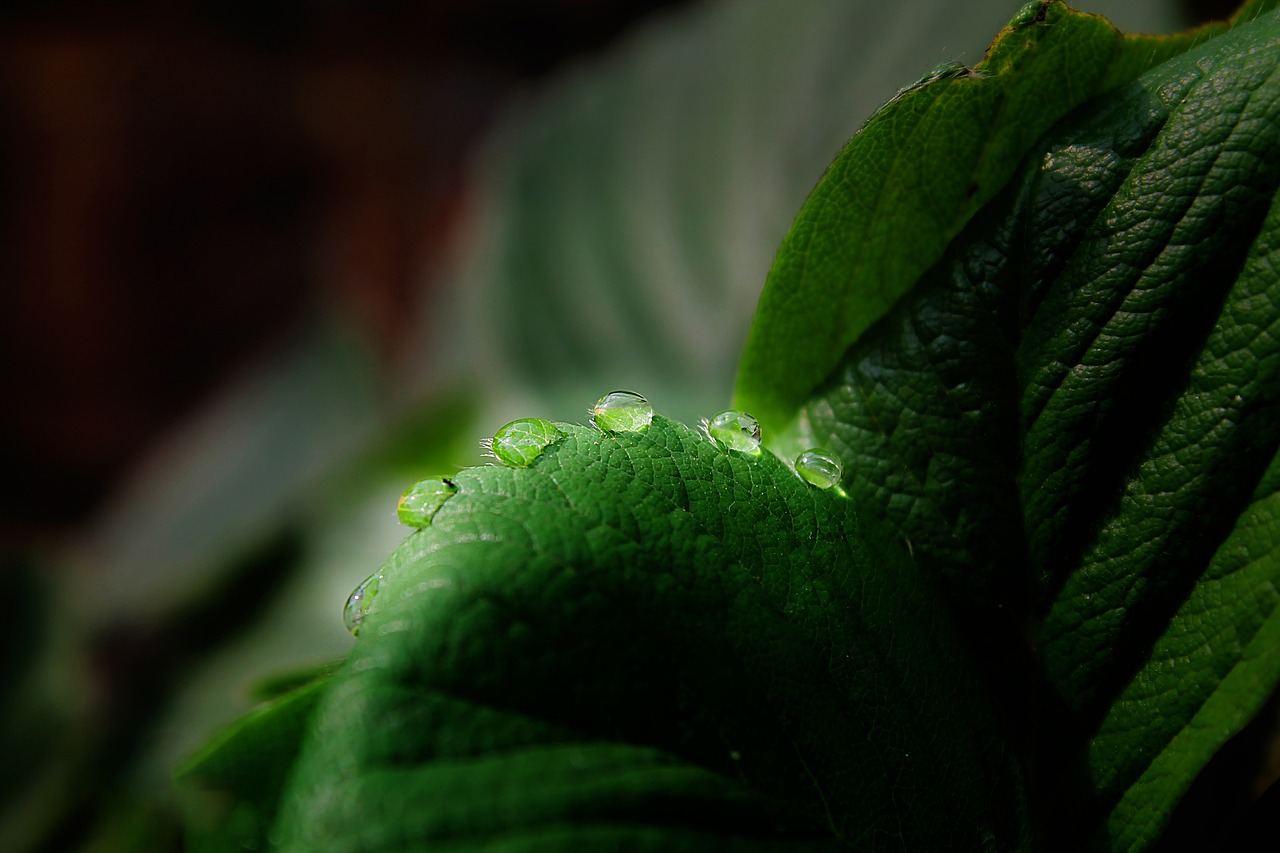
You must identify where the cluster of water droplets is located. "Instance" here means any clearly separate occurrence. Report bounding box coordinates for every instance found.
[345,390,853,635]
[341,477,458,636]
[699,408,844,497]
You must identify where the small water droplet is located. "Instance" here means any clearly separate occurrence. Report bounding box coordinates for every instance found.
[1009,1,1042,29]
[590,390,653,433]
[343,570,383,636]
[491,417,562,467]
[707,410,762,454]
[397,477,458,527]
[795,448,842,490]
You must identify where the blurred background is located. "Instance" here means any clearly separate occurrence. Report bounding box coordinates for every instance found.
[0,1,1254,851]
[1,0,707,544]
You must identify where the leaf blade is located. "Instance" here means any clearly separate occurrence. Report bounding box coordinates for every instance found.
[778,9,1280,846]
[1082,454,1280,850]
[271,416,1028,851]
[734,0,1267,435]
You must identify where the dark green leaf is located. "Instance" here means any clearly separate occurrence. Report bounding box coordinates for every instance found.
[781,9,1280,848]
[271,417,1027,851]
[174,677,329,853]
[734,0,1270,434]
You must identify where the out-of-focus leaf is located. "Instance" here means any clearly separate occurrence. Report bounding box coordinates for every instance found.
[778,10,1280,848]
[428,0,1081,428]
[174,678,329,853]
[67,324,384,628]
[133,390,478,791]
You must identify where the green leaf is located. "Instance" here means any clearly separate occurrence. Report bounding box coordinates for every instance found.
[780,9,1280,847]
[734,0,1270,434]
[1080,454,1280,850]
[269,416,1027,850]
[174,677,330,853]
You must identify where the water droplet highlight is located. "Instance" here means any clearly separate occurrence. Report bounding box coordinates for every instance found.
[1009,1,1042,29]
[795,449,842,490]
[343,570,383,636]
[707,410,762,454]
[397,477,458,527]
[491,418,562,467]
[591,390,653,433]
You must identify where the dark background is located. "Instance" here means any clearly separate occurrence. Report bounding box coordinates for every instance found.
[0,0,697,544]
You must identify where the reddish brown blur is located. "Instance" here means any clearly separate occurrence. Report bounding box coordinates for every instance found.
[0,0,692,540]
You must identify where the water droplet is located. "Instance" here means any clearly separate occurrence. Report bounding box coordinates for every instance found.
[707,410,762,454]
[1009,1,1042,29]
[491,417,562,467]
[343,570,383,636]
[590,390,653,433]
[397,477,458,527]
[795,448,842,490]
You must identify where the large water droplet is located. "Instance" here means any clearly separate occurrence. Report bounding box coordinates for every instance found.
[591,390,653,433]
[397,477,458,527]
[491,418,562,467]
[795,448,842,490]
[707,410,762,455]
[343,570,383,636]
